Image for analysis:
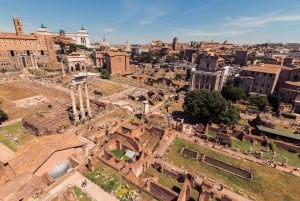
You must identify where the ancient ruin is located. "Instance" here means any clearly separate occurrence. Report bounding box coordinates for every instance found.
[69,75,92,124]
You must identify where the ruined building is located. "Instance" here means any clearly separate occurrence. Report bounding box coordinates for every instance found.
[69,75,92,125]
[190,52,228,91]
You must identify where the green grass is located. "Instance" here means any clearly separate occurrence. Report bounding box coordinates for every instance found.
[2,121,24,133]
[0,136,17,151]
[207,130,217,138]
[111,149,125,159]
[164,137,300,201]
[83,162,154,201]
[85,168,119,193]
[0,122,32,151]
[231,138,300,168]
[73,186,92,201]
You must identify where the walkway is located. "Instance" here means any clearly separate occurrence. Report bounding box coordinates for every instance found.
[1,118,22,126]
[40,171,118,201]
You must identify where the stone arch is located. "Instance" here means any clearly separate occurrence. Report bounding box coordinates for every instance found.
[75,63,81,71]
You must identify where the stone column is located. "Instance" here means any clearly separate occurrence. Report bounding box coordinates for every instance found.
[61,61,65,77]
[70,85,79,123]
[77,83,86,120]
[84,82,92,118]
[208,75,212,91]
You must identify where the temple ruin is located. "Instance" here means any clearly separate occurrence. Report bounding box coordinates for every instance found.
[69,76,92,124]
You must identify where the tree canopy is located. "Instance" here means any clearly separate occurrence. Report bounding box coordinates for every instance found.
[100,68,110,79]
[221,84,244,102]
[0,109,8,124]
[182,89,240,126]
[249,94,268,111]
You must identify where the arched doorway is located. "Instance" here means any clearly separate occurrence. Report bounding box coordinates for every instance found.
[75,63,81,71]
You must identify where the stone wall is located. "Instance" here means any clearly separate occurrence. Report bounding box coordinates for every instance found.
[145,125,167,139]
[202,155,254,180]
[149,181,178,201]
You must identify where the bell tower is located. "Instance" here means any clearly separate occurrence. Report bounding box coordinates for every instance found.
[13,17,24,35]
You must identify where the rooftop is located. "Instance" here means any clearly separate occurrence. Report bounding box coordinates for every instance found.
[106,51,129,57]
[256,125,300,141]
[8,133,84,176]
[243,64,282,74]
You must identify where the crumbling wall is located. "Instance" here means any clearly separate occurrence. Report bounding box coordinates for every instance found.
[149,181,178,201]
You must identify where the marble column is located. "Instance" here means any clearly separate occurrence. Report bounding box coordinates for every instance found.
[77,83,86,120]
[84,82,92,118]
[70,85,79,123]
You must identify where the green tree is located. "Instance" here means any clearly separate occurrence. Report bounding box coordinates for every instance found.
[100,68,110,79]
[183,89,240,125]
[249,94,268,111]
[221,85,244,102]
[0,109,8,124]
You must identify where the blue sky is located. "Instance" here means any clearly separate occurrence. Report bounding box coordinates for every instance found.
[1,0,300,44]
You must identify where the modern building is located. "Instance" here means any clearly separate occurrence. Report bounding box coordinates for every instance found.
[190,52,227,91]
[0,17,57,69]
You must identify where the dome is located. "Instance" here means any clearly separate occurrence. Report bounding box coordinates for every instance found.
[100,37,110,47]
[49,161,69,179]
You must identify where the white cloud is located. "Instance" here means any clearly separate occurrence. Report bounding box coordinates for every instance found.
[138,10,166,25]
[103,28,116,33]
[225,14,300,27]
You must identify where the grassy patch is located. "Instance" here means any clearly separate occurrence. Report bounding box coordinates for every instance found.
[0,122,32,151]
[164,137,300,201]
[207,130,217,138]
[231,138,300,168]
[73,186,92,201]
[83,162,153,201]
[85,168,119,193]
[112,149,125,159]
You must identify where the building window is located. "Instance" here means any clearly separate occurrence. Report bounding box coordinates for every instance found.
[206,62,210,68]
[10,50,15,57]
[269,74,273,77]
[27,51,31,56]
[263,73,267,76]
[41,50,45,55]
